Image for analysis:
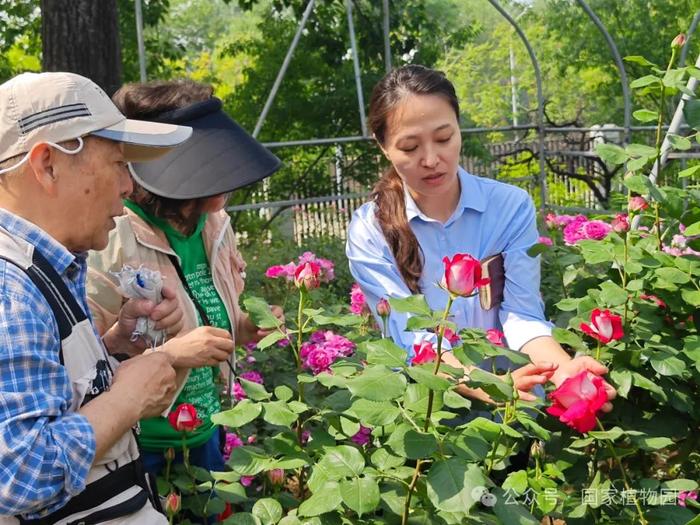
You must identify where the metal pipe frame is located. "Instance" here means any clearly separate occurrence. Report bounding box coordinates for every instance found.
[134,0,147,82]
[487,0,548,209]
[679,10,700,67]
[252,0,316,139]
[575,0,631,144]
[383,0,391,73]
[345,0,368,137]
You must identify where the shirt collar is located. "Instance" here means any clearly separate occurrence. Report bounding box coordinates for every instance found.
[404,167,486,223]
[0,207,77,274]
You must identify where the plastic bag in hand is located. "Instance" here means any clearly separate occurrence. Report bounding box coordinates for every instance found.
[112,265,166,347]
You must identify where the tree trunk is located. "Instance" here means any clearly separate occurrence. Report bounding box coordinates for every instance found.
[41,0,122,96]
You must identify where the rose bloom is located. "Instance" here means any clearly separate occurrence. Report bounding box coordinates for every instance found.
[304,345,337,375]
[240,370,264,384]
[679,490,698,507]
[486,328,505,347]
[580,308,624,344]
[442,253,490,297]
[349,283,368,315]
[441,327,461,346]
[164,492,181,514]
[611,213,629,233]
[562,215,588,245]
[266,468,285,487]
[167,403,202,432]
[223,432,244,461]
[376,298,391,318]
[232,382,247,401]
[546,371,609,433]
[537,236,553,246]
[640,293,666,309]
[582,220,612,241]
[294,261,321,290]
[628,196,649,212]
[412,341,437,365]
[544,212,558,229]
[350,425,372,446]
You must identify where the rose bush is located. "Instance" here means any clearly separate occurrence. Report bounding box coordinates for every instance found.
[158,39,699,525]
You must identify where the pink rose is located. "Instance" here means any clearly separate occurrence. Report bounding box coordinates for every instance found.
[350,425,372,446]
[442,327,461,346]
[582,220,612,241]
[538,236,553,246]
[611,213,629,233]
[164,492,181,515]
[223,432,243,461]
[580,308,624,344]
[240,476,254,487]
[640,293,666,309]
[240,371,264,384]
[486,328,505,347]
[232,382,247,401]
[265,265,288,278]
[304,345,337,375]
[678,490,698,507]
[376,298,391,318]
[350,283,368,315]
[628,196,649,212]
[562,215,588,245]
[294,261,321,290]
[546,371,608,433]
[412,341,437,365]
[266,469,285,487]
[442,253,490,297]
[672,33,687,50]
[544,213,558,229]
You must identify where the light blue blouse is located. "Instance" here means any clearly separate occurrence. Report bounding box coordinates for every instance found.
[346,167,552,357]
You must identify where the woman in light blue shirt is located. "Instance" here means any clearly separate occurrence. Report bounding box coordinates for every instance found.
[346,65,615,404]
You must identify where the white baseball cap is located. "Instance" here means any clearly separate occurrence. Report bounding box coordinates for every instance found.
[0,72,193,166]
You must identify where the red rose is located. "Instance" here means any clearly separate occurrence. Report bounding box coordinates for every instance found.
[164,492,181,515]
[546,371,608,433]
[412,341,437,365]
[442,253,490,297]
[294,261,321,290]
[580,309,624,344]
[486,328,505,347]
[168,403,202,432]
[442,327,461,346]
[218,501,234,521]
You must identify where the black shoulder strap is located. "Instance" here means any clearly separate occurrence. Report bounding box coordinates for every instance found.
[166,253,212,326]
[0,249,87,364]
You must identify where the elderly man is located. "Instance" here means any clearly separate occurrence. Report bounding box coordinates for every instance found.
[0,72,192,524]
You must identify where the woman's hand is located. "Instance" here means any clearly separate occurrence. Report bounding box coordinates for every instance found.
[238,306,285,345]
[510,361,558,401]
[159,326,234,368]
[550,355,617,412]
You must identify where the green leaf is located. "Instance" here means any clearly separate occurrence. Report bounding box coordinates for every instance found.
[388,295,431,316]
[626,143,657,159]
[623,174,650,194]
[684,221,700,236]
[468,368,514,402]
[347,365,407,401]
[682,289,700,306]
[588,426,624,440]
[443,389,472,410]
[212,400,262,428]
[318,446,365,479]
[252,498,283,525]
[630,74,660,89]
[633,109,659,122]
[256,330,288,350]
[223,513,262,525]
[262,401,299,427]
[552,327,586,352]
[370,447,405,470]
[403,430,438,459]
[311,313,363,326]
[340,477,381,517]
[660,479,698,491]
[655,267,690,284]
[244,296,282,330]
[599,281,628,306]
[240,378,272,401]
[595,143,627,165]
[609,369,632,398]
[216,481,248,503]
[298,481,342,517]
[667,134,692,150]
[683,99,700,130]
[650,355,686,377]
[349,399,400,427]
[624,56,658,68]
[555,298,581,312]
[407,365,452,391]
[502,470,529,494]
[274,385,293,402]
[631,435,674,450]
[227,446,271,476]
[527,243,549,257]
[633,372,668,400]
[425,459,487,513]
[679,164,700,178]
[363,339,408,368]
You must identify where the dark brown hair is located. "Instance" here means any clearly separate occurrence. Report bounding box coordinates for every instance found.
[112,79,214,234]
[367,65,460,293]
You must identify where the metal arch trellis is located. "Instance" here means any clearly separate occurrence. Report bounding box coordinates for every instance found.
[131,0,695,215]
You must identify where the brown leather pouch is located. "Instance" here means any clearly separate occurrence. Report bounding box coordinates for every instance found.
[479,254,504,310]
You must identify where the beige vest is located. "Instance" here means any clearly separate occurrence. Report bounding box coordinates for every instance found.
[0,228,165,525]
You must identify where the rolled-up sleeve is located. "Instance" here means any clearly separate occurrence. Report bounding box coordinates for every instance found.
[346,211,448,358]
[498,196,553,350]
[0,277,95,517]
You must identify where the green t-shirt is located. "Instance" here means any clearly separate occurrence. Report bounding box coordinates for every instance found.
[125,200,232,451]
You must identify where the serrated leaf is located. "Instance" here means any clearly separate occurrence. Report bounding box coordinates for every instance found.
[650,355,686,377]
[388,295,431,316]
[252,498,283,525]
[683,221,700,236]
[340,477,380,516]
[255,330,287,350]
[244,296,282,330]
[298,481,342,517]
[212,400,262,428]
[223,512,261,525]
[679,164,700,178]
[599,281,628,306]
[262,401,299,427]
[667,134,692,150]
[425,459,487,513]
[349,398,400,426]
[595,143,628,165]
[227,446,271,476]
[407,365,452,391]
[239,378,272,401]
[403,430,438,459]
[347,365,407,401]
[363,338,408,368]
[633,109,659,122]
[683,99,700,130]
[626,143,657,159]
[624,56,658,68]
[682,289,700,306]
[274,385,293,402]
[630,74,660,89]
[318,445,365,479]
